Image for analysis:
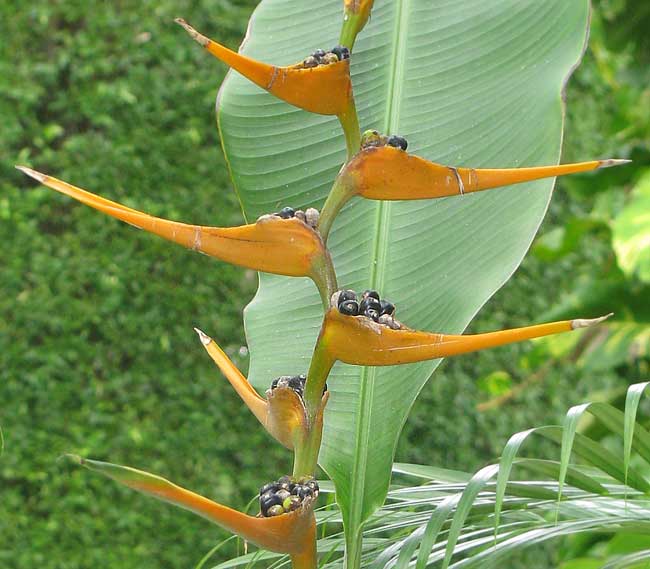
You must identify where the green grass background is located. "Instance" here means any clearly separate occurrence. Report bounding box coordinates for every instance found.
[1,1,647,567]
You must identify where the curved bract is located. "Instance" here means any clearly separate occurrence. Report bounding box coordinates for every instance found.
[16,167,333,291]
[347,147,629,201]
[68,455,316,556]
[318,147,630,239]
[319,308,611,367]
[195,328,329,451]
[176,18,353,117]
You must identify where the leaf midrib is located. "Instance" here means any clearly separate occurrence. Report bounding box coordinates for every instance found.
[347,0,410,538]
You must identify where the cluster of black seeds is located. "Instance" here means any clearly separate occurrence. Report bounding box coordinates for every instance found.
[270,374,327,398]
[258,206,319,228]
[360,129,408,151]
[302,45,350,68]
[331,289,402,329]
[259,475,319,517]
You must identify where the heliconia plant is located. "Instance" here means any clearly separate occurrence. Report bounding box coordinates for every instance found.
[17,1,632,567]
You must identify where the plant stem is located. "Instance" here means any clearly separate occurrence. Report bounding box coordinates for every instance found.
[311,249,338,309]
[292,332,336,478]
[339,99,361,160]
[319,173,356,244]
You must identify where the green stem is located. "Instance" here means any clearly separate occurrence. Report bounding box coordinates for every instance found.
[292,333,336,478]
[344,528,363,569]
[339,98,361,160]
[339,12,365,52]
[311,248,338,309]
[319,172,356,244]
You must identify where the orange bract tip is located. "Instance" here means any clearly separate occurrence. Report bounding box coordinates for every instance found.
[18,167,326,280]
[16,165,46,182]
[571,313,614,329]
[193,327,212,346]
[598,159,632,168]
[176,18,353,116]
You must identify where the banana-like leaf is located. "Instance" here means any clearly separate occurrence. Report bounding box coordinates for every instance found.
[216,0,590,548]
[208,381,650,568]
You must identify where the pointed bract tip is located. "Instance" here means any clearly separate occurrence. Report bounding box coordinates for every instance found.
[193,327,212,346]
[571,313,614,330]
[15,165,47,183]
[598,159,632,168]
[174,18,209,47]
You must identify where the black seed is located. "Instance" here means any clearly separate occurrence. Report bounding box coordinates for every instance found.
[387,135,408,151]
[292,485,312,499]
[359,297,381,313]
[323,381,328,393]
[306,480,319,493]
[338,289,357,304]
[271,378,279,390]
[332,45,350,60]
[260,482,278,496]
[313,49,326,61]
[260,491,282,515]
[361,289,380,301]
[365,308,380,322]
[277,489,291,502]
[339,299,359,316]
[279,206,295,219]
[380,300,395,316]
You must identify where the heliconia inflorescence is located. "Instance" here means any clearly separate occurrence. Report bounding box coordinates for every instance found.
[17,2,628,568]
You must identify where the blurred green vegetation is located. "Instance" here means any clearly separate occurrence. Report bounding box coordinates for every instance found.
[0,1,648,568]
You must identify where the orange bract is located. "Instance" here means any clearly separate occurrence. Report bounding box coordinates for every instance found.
[16,166,325,280]
[71,456,316,555]
[319,308,611,366]
[176,19,353,117]
[345,146,629,201]
[195,329,329,450]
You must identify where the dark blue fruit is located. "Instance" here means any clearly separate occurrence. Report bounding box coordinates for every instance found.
[338,289,357,303]
[291,485,312,500]
[387,135,408,151]
[260,482,279,496]
[365,308,380,322]
[279,206,295,219]
[380,300,395,316]
[260,491,282,515]
[362,289,380,301]
[331,45,350,60]
[339,299,359,316]
[359,297,381,314]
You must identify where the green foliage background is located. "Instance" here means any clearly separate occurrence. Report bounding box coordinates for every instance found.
[0,1,647,567]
